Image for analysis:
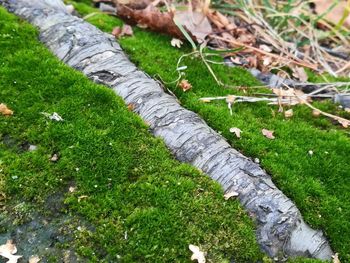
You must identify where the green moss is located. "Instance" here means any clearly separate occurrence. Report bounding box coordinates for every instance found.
[67,1,350,261]
[0,7,265,262]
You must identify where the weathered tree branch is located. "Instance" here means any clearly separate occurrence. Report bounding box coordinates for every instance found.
[0,0,333,260]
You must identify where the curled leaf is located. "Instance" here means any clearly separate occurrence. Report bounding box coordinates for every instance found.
[29,255,41,263]
[284,109,293,118]
[0,240,22,263]
[112,24,133,38]
[0,103,13,116]
[312,109,321,117]
[189,244,206,263]
[171,38,183,48]
[224,191,239,200]
[229,127,242,138]
[262,129,275,139]
[179,79,192,92]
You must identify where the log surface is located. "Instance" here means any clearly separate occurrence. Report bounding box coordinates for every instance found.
[1,0,333,260]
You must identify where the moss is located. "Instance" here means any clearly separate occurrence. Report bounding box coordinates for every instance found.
[0,7,266,262]
[66,1,350,261]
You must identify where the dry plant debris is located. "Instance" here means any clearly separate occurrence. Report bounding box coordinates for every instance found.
[0,240,22,263]
[189,244,206,263]
[284,109,293,118]
[96,0,350,78]
[262,129,275,139]
[29,255,41,263]
[41,112,64,121]
[179,79,192,91]
[229,127,242,138]
[171,38,183,48]
[112,24,133,38]
[0,103,13,116]
[332,252,341,263]
[224,191,239,200]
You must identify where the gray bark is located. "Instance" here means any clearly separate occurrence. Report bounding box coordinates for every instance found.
[0,0,334,260]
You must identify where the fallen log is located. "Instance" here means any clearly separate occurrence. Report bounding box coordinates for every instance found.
[0,0,334,260]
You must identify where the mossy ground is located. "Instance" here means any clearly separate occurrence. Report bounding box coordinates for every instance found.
[0,7,267,262]
[68,1,350,261]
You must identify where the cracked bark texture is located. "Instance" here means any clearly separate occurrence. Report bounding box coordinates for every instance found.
[1,0,333,260]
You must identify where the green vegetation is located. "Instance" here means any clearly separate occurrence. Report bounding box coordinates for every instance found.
[0,7,265,262]
[69,1,350,261]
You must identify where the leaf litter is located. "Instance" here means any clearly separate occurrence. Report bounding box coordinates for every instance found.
[95,0,350,129]
[0,240,22,263]
[189,244,206,263]
[0,103,13,116]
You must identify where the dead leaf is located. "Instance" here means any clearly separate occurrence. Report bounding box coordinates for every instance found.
[127,103,135,111]
[179,79,192,92]
[224,191,239,200]
[50,153,59,162]
[112,24,133,38]
[338,118,350,128]
[29,255,41,263]
[173,11,212,43]
[0,103,13,116]
[41,112,64,121]
[313,0,350,28]
[292,66,308,82]
[229,127,242,138]
[284,109,293,118]
[171,38,183,48]
[332,253,341,263]
[312,109,321,117]
[262,129,275,139]
[116,4,186,40]
[0,240,22,263]
[189,244,206,263]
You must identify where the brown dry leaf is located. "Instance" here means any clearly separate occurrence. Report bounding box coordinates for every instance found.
[0,103,13,116]
[189,244,206,263]
[127,103,135,111]
[284,109,294,118]
[338,118,350,128]
[0,240,22,263]
[179,79,192,92]
[262,129,275,139]
[112,24,133,38]
[171,38,183,48]
[229,127,242,138]
[313,0,350,28]
[116,4,186,40]
[292,66,308,82]
[173,11,212,43]
[224,191,239,200]
[332,253,341,263]
[29,255,41,263]
[312,109,321,117]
